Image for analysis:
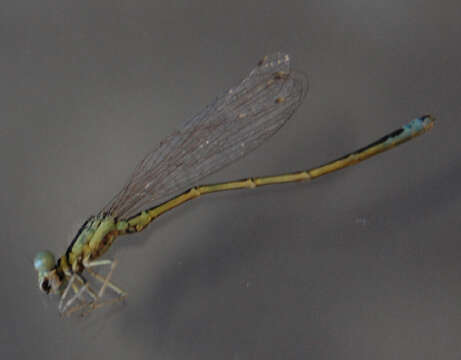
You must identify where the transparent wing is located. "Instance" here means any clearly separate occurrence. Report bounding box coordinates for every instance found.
[103,52,308,219]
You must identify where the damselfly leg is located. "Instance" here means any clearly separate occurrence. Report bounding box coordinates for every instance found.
[58,260,127,316]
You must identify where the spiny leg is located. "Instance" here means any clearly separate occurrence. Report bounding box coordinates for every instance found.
[59,274,97,316]
[64,282,94,317]
[86,267,127,298]
[64,285,101,318]
[58,274,76,313]
[74,274,98,300]
[59,260,125,316]
[84,258,127,304]
[62,282,89,316]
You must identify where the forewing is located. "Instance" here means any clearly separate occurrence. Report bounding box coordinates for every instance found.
[104,53,308,219]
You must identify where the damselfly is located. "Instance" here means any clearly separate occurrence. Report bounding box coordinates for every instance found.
[33,53,434,316]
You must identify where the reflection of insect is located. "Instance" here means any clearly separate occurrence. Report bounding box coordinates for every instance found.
[33,53,435,316]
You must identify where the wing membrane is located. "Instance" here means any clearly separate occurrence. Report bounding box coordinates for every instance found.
[103,53,308,219]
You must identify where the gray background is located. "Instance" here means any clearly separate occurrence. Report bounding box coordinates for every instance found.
[1,1,460,359]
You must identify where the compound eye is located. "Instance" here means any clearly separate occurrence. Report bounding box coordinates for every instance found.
[33,250,56,273]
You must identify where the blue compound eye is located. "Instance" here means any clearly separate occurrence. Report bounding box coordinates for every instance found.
[33,250,56,273]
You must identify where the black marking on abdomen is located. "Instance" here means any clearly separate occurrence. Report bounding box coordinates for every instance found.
[334,127,403,162]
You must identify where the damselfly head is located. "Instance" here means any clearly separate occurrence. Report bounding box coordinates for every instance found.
[33,250,60,294]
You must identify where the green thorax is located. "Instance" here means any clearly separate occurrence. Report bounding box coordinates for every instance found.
[65,214,118,269]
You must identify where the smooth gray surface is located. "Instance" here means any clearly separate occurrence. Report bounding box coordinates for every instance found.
[1,1,460,359]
